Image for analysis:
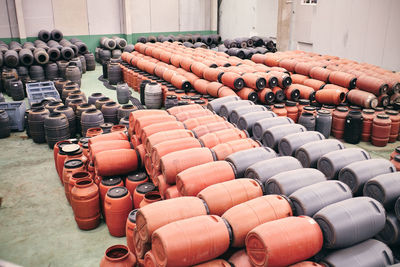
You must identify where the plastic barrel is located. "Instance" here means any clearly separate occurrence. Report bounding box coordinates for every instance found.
[295,139,344,168]
[279,131,325,156]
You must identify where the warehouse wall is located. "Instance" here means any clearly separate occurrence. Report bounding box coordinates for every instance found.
[0,0,217,50]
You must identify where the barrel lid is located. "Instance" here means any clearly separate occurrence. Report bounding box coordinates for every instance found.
[336,106,348,112]
[317,109,331,116]
[107,186,128,198]
[64,159,84,169]
[377,114,389,119]
[362,109,375,114]
[181,95,190,100]
[79,137,89,143]
[166,95,177,100]
[285,100,296,107]
[82,142,89,149]
[57,140,71,149]
[304,106,316,111]
[348,110,361,115]
[222,218,234,246]
[195,100,205,104]
[395,155,400,162]
[178,100,189,106]
[61,144,80,154]
[374,107,384,111]
[386,110,399,116]
[135,182,156,194]
[167,88,176,92]
[101,176,122,186]
[127,171,147,182]
[68,138,79,144]
[190,96,200,100]
[395,146,400,154]
[274,103,284,108]
[175,89,185,93]
[202,94,212,99]
[298,99,310,105]
[128,209,139,223]
[322,104,335,109]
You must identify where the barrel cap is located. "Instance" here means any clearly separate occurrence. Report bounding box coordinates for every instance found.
[377,114,389,120]
[317,109,331,116]
[128,209,139,223]
[61,144,80,154]
[394,155,400,163]
[336,106,348,112]
[101,176,122,186]
[107,186,128,198]
[274,103,284,109]
[64,159,84,169]
[386,110,399,116]
[127,171,147,182]
[362,109,375,114]
[299,99,310,105]
[135,182,156,194]
[285,100,296,107]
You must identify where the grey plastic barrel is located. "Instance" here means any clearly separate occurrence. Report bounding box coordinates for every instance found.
[315,109,332,138]
[116,83,131,104]
[119,116,130,129]
[84,53,96,71]
[19,48,34,66]
[47,47,61,61]
[38,30,51,42]
[44,112,70,148]
[363,172,400,209]
[81,108,104,137]
[229,105,267,124]
[30,65,45,81]
[55,105,76,137]
[28,107,50,143]
[101,101,120,125]
[207,96,241,114]
[107,63,122,85]
[61,47,74,60]
[295,139,345,168]
[278,131,325,156]
[237,111,277,135]
[317,148,371,180]
[0,110,10,138]
[65,66,81,86]
[262,124,306,150]
[252,116,293,140]
[45,62,59,80]
[339,159,396,195]
[321,239,394,267]
[245,156,302,184]
[10,80,24,101]
[313,197,386,248]
[144,82,162,109]
[117,104,136,121]
[219,100,254,118]
[4,50,19,67]
[225,147,277,178]
[33,48,49,65]
[88,93,104,106]
[289,181,352,217]
[298,112,316,131]
[376,212,400,245]
[265,168,326,196]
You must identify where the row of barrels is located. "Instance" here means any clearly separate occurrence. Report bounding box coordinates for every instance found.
[136,34,221,48]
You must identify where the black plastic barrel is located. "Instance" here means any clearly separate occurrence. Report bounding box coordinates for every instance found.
[278,131,324,156]
[219,100,254,118]
[262,124,306,150]
[321,239,394,267]
[313,197,386,248]
[252,116,293,140]
[339,159,396,195]
[289,180,352,217]
[28,107,50,143]
[317,148,370,179]
[265,168,326,196]
[363,172,400,209]
[10,80,24,101]
[245,156,302,184]
[225,147,277,178]
[343,110,363,144]
[237,111,276,135]
[295,139,344,168]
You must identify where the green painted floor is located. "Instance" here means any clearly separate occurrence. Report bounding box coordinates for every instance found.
[0,64,398,267]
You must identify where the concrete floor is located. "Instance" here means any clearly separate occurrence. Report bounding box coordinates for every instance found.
[0,63,399,267]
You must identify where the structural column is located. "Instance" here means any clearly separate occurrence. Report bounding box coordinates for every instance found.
[14,0,27,43]
[277,0,293,51]
[122,0,133,44]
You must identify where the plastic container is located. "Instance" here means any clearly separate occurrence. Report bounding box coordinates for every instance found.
[313,197,386,248]
[199,128,248,148]
[211,138,260,160]
[315,110,332,138]
[252,116,294,140]
[228,105,267,125]
[225,147,276,177]
[317,148,370,179]
[219,100,254,118]
[191,121,234,138]
[376,212,400,245]
[361,109,375,142]
[298,112,316,131]
[265,168,326,196]
[237,111,277,135]
[339,159,396,195]
[278,131,324,156]
[222,195,293,247]
[343,110,363,144]
[331,107,349,139]
[371,114,391,147]
[363,172,400,209]
[100,244,136,267]
[245,156,303,184]
[0,101,26,131]
[289,181,352,217]
[296,139,345,168]
[262,124,306,150]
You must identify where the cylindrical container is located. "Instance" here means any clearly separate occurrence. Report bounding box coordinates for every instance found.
[246,216,323,267]
[338,159,396,195]
[101,101,120,125]
[343,110,363,144]
[328,71,357,89]
[245,156,302,184]
[219,100,254,118]
[285,101,299,122]
[222,195,292,248]
[237,111,277,135]
[88,131,128,145]
[133,182,156,209]
[225,147,276,177]
[139,191,162,208]
[135,196,208,243]
[363,172,400,209]
[144,82,162,109]
[228,105,267,125]
[145,129,194,152]
[100,244,137,267]
[376,212,400,245]
[95,149,139,176]
[313,197,386,248]
[347,89,378,109]
[279,131,324,156]
[357,75,388,95]
[265,168,326,196]
[104,186,133,237]
[70,178,101,230]
[126,209,138,254]
[252,117,294,141]
[207,95,240,114]
[167,103,204,116]
[199,128,248,148]
[272,103,287,117]
[99,176,124,207]
[0,110,11,138]
[141,120,185,144]
[361,109,375,142]
[160,147,216,184]
[289,181,352,217]
[211,138,260,160]
[298,112,316,131]
[44,112,70,148]
[125,172,148,203]
[228,250,253,267]
[191,121,234,138]
[95,97,112,110]
[317,148,370,179]
[262,124,306,150]
[28,107,50,143]
[386,110,400,142]
[81,108,104,137]
[174,109,213,122]
[371,114,392,147]
[183,115,225,130]
[151,215,231,267]
[176,161,236,196]
[197,178,263,216]
[321,239,394,267]
[116,83,131,104]
[315,110,332,138]
[331,106,349,139]
[295,139,345,168]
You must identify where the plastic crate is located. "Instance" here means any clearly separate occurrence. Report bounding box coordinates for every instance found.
[0,101,26,131]
[26,81,60,106]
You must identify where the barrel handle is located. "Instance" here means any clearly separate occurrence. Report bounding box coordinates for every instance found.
[187,130,195,138]
[369,200,382,213]
[389,166,396,172]
[383,251,392,265]
[360,150,369,159]
[337,182,349,192]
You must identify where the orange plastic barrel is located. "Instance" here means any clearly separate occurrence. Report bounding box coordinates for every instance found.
[246,216,323,267]
[165,185,181,199]
[176,161,236,196]
[191,121,234,138]
[199,128,248,148]
[95,149,139,176]
[183,115,225,130]
[126,209,138,254]
[104,186,133,237]
[211,138,261,160]
[198,178,263,216]
[134,115,177,139]
[99,176,124,209]
[151,215,231,267]
[133,182,156,209]
[62,159,86,191]
[88,131,128,146]
[166,104,204,116]
[174,109,213,122]
[89,140,131,160]
[125,171,148,204]
[140,121,185,144]
[66,171,91,204]
[222,195,293,247]
[145,129,194,153]
[128,109,168,135]
[135,197,208,243]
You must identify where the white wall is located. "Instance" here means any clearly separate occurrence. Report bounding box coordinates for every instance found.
[87,0,122,35]
[0,0,19,38]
